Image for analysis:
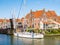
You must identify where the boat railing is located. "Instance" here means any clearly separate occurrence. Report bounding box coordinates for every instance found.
[18,32,42,36]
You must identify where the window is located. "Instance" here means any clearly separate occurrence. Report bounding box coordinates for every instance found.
[38,23,39,25]
[32,24,34,28]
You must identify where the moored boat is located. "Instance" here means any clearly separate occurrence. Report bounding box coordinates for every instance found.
[14,32,44,39]
[13,0,44,39]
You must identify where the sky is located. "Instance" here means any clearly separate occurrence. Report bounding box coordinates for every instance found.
[0,0,60,19]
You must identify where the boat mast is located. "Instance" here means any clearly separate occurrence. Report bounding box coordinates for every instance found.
[17,0,26,30]
[17,0,23,19]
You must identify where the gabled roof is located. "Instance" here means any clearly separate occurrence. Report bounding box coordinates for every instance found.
[25,14,30,19]
[0,19,3,22]
[21,9,60,24]
[25,9,57,19]
[25,10,43,19]
[6,19,10,22]
[0,19,10,22]
[49,11,57,16]
[33,10,43,18]
[57,16,60,20]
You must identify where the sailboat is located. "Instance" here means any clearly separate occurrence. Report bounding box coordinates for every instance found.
[14,32,44,39]
[13,0,44,39]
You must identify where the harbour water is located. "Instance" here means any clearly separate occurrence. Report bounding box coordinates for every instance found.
[0,34,60,45]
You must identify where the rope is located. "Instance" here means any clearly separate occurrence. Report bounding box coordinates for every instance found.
[17,0,23,19]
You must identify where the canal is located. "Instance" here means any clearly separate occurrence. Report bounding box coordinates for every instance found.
[0,34,60,45]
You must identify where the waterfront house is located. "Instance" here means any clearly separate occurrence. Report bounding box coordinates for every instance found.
[21,9,60,30]
[0,19,11,29]
[0,9,60,30]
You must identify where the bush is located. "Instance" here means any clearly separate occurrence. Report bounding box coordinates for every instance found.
[45,29,60,34]
[45,30,51,34]
[51,30,59,34]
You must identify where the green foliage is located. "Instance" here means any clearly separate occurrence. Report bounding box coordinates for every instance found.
[26,28,60,34]
[45,29,60,34]
[45,31,50,34]
[26,28,42,33]
[51,30,58,34]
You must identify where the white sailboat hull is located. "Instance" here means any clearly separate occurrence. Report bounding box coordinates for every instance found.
[14,32,44,39]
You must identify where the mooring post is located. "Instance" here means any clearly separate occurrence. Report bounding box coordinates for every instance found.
[10,19,14,35]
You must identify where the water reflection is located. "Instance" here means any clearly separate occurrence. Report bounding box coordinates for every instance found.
[0,34,11,45]
[44,36,60,45]
[13,37,44,45]
[0,34,60,45]
[44,37,55,45]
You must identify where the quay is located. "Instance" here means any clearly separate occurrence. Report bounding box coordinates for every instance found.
[0,28,14,35]
[0,19,14,35]
[45,34,60,37]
